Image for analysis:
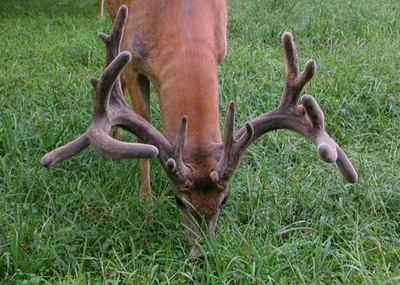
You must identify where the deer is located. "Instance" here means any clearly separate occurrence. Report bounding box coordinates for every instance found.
[41,3,357,257]
[99,0,104,19]
[99,0,105,19]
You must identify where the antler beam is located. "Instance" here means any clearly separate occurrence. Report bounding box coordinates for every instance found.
[41,5,192,185]
[212,32,358,184]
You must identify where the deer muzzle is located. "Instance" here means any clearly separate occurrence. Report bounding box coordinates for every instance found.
[181,209,221,258]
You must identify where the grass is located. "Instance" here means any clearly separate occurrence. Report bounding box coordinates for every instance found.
[0,0,399,284]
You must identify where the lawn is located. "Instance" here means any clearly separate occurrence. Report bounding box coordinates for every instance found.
[1,0,399,284]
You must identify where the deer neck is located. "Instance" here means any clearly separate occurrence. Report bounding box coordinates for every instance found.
[127,0,227,157]
[157,49,222,152]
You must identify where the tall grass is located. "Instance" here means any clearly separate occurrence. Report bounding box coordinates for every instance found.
[1,0,399,284]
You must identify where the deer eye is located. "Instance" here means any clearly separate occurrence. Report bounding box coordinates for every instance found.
[174,195,190,211]
[174,195,184,208]
[220,194,229,208]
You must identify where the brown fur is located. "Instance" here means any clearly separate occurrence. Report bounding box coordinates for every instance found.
[105,0,229,246]
[42,2,357,257]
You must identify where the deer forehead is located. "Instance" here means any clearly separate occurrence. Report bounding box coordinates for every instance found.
[175,183,226,216]
[175,160,227,196]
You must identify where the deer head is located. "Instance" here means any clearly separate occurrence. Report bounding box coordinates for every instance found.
[42,5,357,257]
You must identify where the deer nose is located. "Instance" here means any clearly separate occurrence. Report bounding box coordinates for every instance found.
[188,213,221,259]
[190,208,220,231]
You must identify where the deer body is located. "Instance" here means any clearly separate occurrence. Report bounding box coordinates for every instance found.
[106,0,226,143]
[106,0,228,247]
[42,3,357,257]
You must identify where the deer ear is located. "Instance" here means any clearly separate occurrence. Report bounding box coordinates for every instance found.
[209,170,231,189]
[210,170,219,182]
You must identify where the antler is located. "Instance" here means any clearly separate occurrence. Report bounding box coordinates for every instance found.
[41,5,192,186]
[212,32,357,184]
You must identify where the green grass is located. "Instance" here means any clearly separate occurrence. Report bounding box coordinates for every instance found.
[1,0,399,284]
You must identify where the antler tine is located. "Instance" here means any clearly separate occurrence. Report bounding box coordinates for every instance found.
[213,32,357,184]
[336,146,358,183]
[88,51,159,159]
[165,116,193,185]
[300,94,337,163]
[99,4,128,65]
[98,4,128,110]
[91,51,131,117]
[280,32,316,109]
[210,101,253,184]
[41,132,90,167]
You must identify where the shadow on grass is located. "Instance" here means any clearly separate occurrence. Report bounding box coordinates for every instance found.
[0,0,99,19]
